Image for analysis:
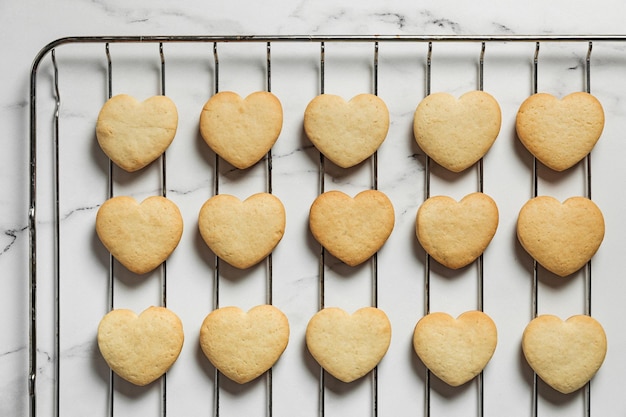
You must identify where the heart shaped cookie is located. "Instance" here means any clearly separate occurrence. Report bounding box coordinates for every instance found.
[517,196,604,277]
[198,193,286,269]
[309,190,395,266]
[199,91,283,169]
[96,195,183,275]
[304,93,390,168]
[306,307,392,383]
[413,311,497,387]
[522,314,607,394]
[96,94,178,172]
[199,305,290,384]
[413,91,501,172]
[97,306,184,386]
[416,192,499,269]
[516,92,604,171]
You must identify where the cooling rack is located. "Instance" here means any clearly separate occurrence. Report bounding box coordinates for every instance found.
[29,35,626,417]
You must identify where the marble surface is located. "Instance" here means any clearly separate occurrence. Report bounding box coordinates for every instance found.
[5,1,626,416]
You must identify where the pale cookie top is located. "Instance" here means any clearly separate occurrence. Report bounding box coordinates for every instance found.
[304,93,390,168]
[413,90,501,172]
[96,195,184,275]
[309,190,395,266]
[416,192,499,270]
[199,305,290,384]
[522,314,607,394]
[516,196,604,277]
[198,193,286,269]
[97,306,184,386]
[516,92,604,172]
[413,310,497,387]
[96,94,178,172]
[305,307,392,383]
[199,91,283,169]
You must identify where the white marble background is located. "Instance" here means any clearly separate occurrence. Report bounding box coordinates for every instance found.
[4,1,626,416]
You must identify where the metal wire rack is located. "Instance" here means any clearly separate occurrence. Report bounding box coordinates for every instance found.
[29,34,626,417]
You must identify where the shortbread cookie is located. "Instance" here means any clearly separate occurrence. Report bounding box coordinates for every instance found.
[522,314,607,394]
[304,93,390,168]
[413,311,497,387]
[413,91,501,172]
[96,195,183,275]
[97,306,184,386]
[199,91,283,169]
[309,190,395,266]
[517,196,604,277]
[198,193,286,269]
[96,94,178,172]
[416,193,498,269]
[306,307,391,383]
[199,305,290,384]
[516,92,604,171]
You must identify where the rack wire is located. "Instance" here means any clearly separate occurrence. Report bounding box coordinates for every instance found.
[29,34,626,417]
[422,40,490,417]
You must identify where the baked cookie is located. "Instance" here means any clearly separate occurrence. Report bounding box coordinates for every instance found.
[304,93,390,168]
[522,314,607,394]
[416,192,498,269]
[413,310,497,387]
[306,307,391,383]
[517,196,604,277]
[96,94,178,172]
[199,91,283,169]
[96,195,183,275]
[199,305,290,384]
[516,92,604,171]
[309,190,395,266]
[198,193,286,269]
[97,306,184,386]
[413,91,501,172]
